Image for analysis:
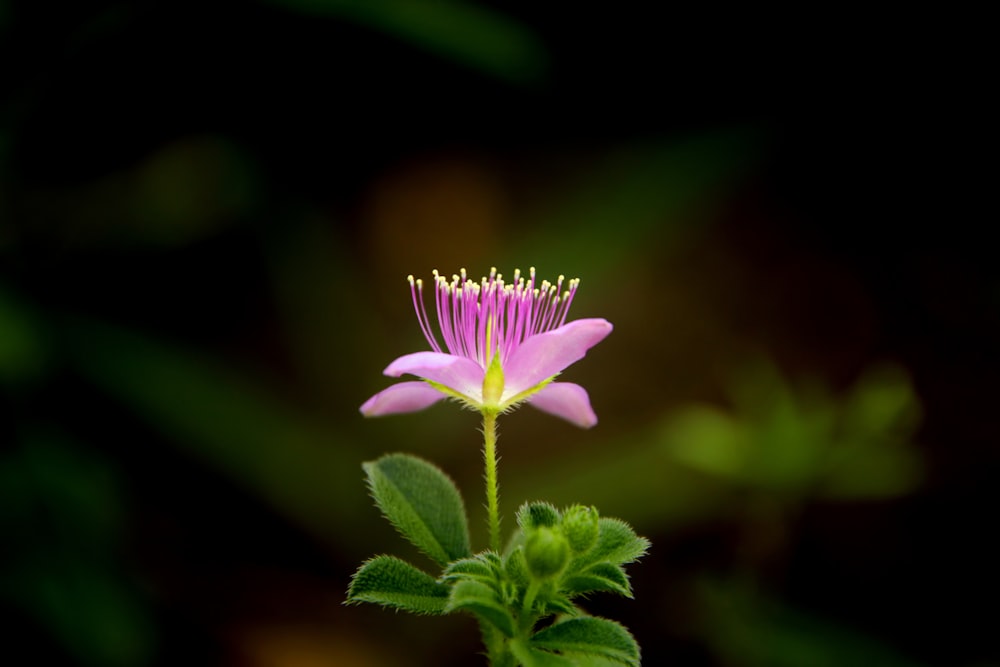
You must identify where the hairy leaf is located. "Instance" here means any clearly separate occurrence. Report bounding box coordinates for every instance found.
[542,594,578,616]
[446,579,515,637]
[509,639,577,667]
[442,555,499,587]
[504,546,531,589]
[561,562,632,598]
[574,518,648,568]
[364,453,471,566]
[346,555,451,614]
[531,616,640,666]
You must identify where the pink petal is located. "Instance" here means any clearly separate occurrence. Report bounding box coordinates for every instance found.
[502,318,612,399]
[360,381,446,417]
[384,351,485,403]
[528,382,599,428]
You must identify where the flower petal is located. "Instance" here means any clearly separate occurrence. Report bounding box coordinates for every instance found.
[360,381,447,417]
[528,382,599,428]
[384,351,485,404]
[501,318,612,399]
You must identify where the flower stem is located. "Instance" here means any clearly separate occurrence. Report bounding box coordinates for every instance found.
[482,410,501,553]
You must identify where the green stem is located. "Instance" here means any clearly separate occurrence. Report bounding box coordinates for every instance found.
[479,618,513,667]
[521,580,542,626]
[483,410,501,553]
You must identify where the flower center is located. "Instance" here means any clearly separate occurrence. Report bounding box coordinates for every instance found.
[408,267,580,369]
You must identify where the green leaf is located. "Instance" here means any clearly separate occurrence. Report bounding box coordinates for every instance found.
[561,562,632,598]
[542,594,578,616]
[442,555,500,586]
[509,639,577,667]
[531,617,640,667]
[364,453,471,566]
[573,518,649,569]
[446,579,515,637]
[517,501,562,530]
[346,555,451,614]
[504,547,531,589]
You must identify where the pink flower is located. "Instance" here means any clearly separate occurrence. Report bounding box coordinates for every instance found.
[360,268,612,428]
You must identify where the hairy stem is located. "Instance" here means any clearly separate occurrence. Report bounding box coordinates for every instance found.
[521,580,542,629]
[479,618,513,667]
[483,410,501,553]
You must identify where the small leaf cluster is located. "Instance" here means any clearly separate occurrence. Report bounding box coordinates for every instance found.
[346,453,649,666]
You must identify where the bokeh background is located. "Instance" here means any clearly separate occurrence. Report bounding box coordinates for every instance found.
[1,2,994,666]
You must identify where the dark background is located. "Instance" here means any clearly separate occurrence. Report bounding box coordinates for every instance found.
[1,2,994,665]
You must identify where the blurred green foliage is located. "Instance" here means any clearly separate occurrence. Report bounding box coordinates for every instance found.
[61,316,370,541]
[0,432,153,667]
[696,579,924,667]
[261,0,547,83]
[665,360,922,501]
[0,285,47,384]
[503,132,760,279]
[507,361,924,534]
[0,1,974,665]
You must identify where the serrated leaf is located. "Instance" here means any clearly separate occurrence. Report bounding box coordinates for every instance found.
[518,501,561,530]
[568,657,634,667]
[543,594,578,616]
[446,579,515,637]
[364,453,471,566]
[481,551,503,567]
[346,555,451,614]
[504,546,531,588]
[509,639,578,667]
[531,617,640,667]
[573,518,649,569]
[442,555,499,586]
[561,562,632,598]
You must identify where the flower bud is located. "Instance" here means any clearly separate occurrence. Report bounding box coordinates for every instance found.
[524,526,570,579]
[517,501,560,531]
[561,505,599,554]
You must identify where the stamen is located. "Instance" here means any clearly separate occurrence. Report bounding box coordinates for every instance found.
[409,275,441,353]
[408,268,582,368]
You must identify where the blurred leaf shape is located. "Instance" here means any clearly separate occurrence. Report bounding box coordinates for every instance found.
[506,361,923,535]
[61,316,369,544]
[0,431,121,544]
[261,0,547,83]
[129,135,257,246]
[0,433,153,667]
[664,361,923,500]
[697,578,926,667]
[0,283,48,384]
[504,131,760,278]
[15,135,256,248]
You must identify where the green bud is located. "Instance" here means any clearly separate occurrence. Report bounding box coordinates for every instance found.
[561,505,599,554]
[517,501,561,531]
[524,526,570,580]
